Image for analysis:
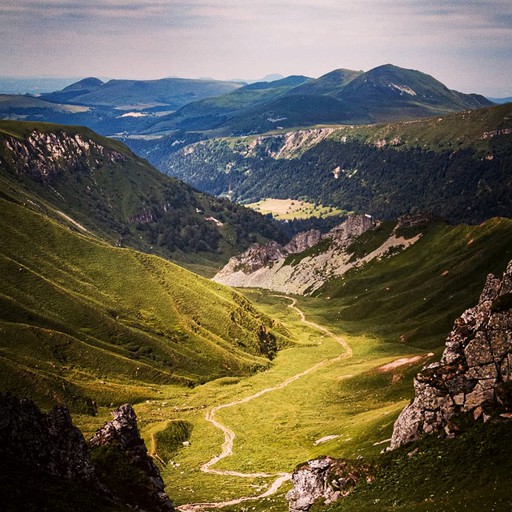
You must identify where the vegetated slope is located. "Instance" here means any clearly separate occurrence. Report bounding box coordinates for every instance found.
[283,68,363,97]
[146,75,312,134]
[0,120,284,268]
[143,64,491,136]
[159,103,512,224]
[42,76,243,110]
[310,217,512,349]
[0,94,91,114]
[337,64,491,121]
[290,259,512,512]
[0,94,161,136]
[0,195,289,413]
[301,422,512,512]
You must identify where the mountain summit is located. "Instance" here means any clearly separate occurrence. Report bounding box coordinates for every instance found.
[144,64,493,135]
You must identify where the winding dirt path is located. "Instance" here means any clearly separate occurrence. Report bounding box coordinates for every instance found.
[177,297,351,511]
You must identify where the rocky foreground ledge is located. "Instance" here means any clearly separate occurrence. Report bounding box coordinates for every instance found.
[390,259,512,449]
[0,395,174,511]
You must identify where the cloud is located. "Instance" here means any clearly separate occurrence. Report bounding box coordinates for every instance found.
[0,0,511,95]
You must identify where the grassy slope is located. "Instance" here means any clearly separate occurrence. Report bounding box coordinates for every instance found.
[328,101,512,153]
[146,77,311,134]
[0,196,290,413]
[308,217,512,348]
[314,421,512,512]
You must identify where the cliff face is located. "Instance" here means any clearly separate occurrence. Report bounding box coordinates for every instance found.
[213,214,419,295]
[0,394,174,511]
[3,130,126,183]
[390,260,512,449]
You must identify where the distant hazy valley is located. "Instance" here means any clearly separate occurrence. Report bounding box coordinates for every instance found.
[1,65,512,511]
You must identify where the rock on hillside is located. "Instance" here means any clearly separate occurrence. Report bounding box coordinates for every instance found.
[0,393,99,486]
[286,457,372,512]
[390,260,512,449]
[90,403,174,512]
[0,394,174,511]
[213,214,421,295]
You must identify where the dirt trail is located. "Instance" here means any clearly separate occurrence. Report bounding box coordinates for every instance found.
[177,297,351,511]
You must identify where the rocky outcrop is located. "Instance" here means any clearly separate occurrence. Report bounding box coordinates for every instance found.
[213,213,420,295]
[390,260,512,449]
[284,229,322,254]
[286,456,372,512]
[90,403,174,512]
[0,393,99,486]
[0,395,174,511]
[216,229,321,277]
[3,130,126,182]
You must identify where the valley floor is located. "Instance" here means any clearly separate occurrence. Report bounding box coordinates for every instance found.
[75,292,428,511]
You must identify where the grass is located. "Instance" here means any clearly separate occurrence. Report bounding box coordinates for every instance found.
[316,421,512,512]
[246,198,344,220]
[0,197,289,412]
[120,291,426,508]
[327,102,512,155]
[311,217,512,348]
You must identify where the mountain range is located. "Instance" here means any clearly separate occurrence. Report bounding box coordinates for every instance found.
[0,64,496,138]
[41,76,242,110]
[142,64,492,136]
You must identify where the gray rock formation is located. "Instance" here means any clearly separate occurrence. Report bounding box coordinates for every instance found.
[286,456,371,512]
[4,131,126,182]
[0,393,99,486]
[390,260,512,449]
[0,395,174,511]
[213,214,385,294]
[90,403,174,512]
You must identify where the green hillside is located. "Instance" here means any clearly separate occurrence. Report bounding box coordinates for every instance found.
[306,217,512,348]
[42,76,243,110]
[144,75,311,134]
[0,120,284,270]
[158,103,512,224]
[0,195,289,413]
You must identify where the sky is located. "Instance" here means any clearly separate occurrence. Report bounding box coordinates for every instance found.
[1,0,511,97]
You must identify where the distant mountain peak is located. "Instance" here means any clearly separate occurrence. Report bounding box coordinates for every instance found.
[61,77,104,92]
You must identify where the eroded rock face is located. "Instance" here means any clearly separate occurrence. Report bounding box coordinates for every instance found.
[4,131,126,182]
[390,260,512,449]
[0,393,99,485]
[213,214,384,294]
[286,457,371,512]
[90,403,174,512]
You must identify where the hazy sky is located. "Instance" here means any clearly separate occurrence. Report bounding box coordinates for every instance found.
[1,0,511,96]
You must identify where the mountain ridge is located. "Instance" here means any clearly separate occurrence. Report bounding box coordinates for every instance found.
[143,63,492,135]
[155,102,512,225]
